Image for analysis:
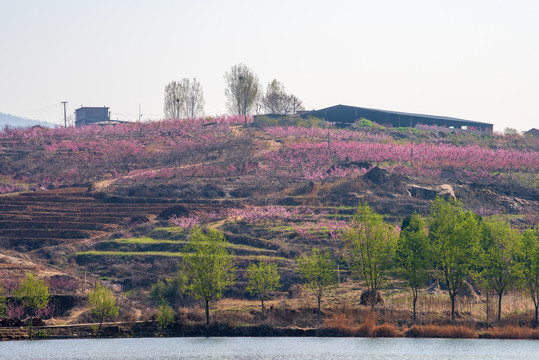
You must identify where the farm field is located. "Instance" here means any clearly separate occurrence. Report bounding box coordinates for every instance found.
[0,116,538,333]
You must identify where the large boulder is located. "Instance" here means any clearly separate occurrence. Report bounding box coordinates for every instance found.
[457,280,481,303]
[407,184,455,200]
[359,290,384,306]
[363,167,391,184]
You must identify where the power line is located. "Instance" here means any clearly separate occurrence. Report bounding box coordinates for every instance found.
[20,103,61,117]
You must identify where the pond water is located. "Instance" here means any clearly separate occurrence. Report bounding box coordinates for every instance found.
[0,337,537,360]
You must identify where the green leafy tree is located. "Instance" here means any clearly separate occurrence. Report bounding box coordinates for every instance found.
[428,197,481,321]
[15,273,51,339]
[183,226,236,325]
[478,217,521,321]
[297,248,337,321]
[518,226,539,327]
[246,262,281,312]
[396,213,430,321]
[343,203,398,307]
[88,282,119,335]
[155,299,175,335]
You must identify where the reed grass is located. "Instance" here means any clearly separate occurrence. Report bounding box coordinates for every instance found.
[405,324,477,338]
[482,325,539,340]
[323,306,398,337]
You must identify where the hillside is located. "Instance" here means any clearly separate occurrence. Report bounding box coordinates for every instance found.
[0,115,538,326]
[0,112,55,129]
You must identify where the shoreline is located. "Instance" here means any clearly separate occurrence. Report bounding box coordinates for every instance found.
[1,322,538,341]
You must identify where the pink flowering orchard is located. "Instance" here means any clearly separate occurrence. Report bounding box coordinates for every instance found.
[0,116,536,193]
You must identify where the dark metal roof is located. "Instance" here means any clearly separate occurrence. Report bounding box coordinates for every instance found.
[304,104,493,126]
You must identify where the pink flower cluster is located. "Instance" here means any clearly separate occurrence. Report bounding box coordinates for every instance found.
[228,206,317,224]
[169,214,201,230]
[261,141,538,183]
[169,211,222,230]
[0,116,251,193]
[46,276,83,295]
[264,126,391,143]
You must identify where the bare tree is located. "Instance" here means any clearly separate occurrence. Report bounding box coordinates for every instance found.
[260,79,304,115]
[285,94,305,115]
[183,78,205,119]
[164,81,184,119]
[261,79,286,114]
[164,78,205,119]
[224,63,260,125]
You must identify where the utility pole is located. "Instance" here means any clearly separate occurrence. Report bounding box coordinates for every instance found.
[138,104,142,122]
[61,101,68,128]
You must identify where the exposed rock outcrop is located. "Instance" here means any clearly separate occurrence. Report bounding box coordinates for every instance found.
[407,184,455,200]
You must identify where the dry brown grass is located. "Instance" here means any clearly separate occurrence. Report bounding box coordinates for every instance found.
[172,293,537,340]
[482,325,539,340]
[405,324,477,338]
[386,290,536,325]
[373,323,399,337]
[323,306,399,337]
[323,306,358,335]
[356,310,376,336]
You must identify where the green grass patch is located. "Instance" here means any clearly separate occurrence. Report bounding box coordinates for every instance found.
[111,237,275,253]
[78,250,186,257]
[153,226,185,233]
[76,251,289,262]
[263,224,296,233]
[113,237,182,245]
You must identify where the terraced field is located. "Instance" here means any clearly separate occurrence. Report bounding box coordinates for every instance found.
[72,221,300,289]
[0,187,209,252]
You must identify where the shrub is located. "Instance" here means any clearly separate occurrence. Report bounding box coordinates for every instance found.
[373,323,398,337]
[155,300,175,335]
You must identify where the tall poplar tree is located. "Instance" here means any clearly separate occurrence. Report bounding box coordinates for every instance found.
[344,203,398,307]
[183,227,236,325]
[297,248,337,321]
[89,282,119,336]
[396,213,430,321]
[518,226,539,327]
[478,217,520,321]
[246,261,281,312]
[428,197,481,321]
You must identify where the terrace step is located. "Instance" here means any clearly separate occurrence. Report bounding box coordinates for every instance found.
[0,186,193,252]
[0,221,111,231]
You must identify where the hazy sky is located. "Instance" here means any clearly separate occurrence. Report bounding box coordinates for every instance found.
[1,0,538,131]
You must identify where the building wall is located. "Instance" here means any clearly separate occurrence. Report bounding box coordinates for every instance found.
[75,107,110,127]
[302,105,493,132]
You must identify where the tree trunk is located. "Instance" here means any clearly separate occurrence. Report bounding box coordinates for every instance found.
[412,293,417,322]
[205,300,210,326]
[29,315,34,340]
[450,295,456,321]
[261,299,265,313]
[98,311,104,336]
[497,292,503,322]
[535,304,538,329]
[317,298,321,322]
[486,291,489,322]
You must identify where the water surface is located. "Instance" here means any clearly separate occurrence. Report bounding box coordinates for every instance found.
[0,337,537,360]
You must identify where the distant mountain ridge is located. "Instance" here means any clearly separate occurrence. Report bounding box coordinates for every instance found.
[0,112,56,128]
